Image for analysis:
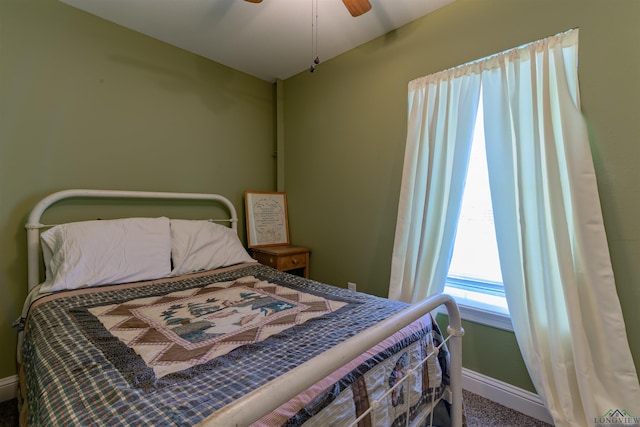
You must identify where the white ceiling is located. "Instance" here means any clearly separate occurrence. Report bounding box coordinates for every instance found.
[58,0,454,82]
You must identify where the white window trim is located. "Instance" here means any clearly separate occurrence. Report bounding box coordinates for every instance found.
[439,87,513,332]
[438,281,513,332]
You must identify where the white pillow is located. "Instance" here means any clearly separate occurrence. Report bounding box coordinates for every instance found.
[40,217,172,293]
[170,219,255,276]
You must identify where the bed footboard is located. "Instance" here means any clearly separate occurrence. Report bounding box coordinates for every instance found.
[204,293,464,427]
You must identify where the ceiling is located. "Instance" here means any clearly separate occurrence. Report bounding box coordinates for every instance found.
[58,0,454,82]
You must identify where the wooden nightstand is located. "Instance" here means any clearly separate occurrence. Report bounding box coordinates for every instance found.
[251,246,311,278]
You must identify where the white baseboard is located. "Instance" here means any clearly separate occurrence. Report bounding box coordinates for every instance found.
[462,368,554,425]
[0,375,18,403]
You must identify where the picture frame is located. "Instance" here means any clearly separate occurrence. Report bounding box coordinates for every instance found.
[244,191,290,248]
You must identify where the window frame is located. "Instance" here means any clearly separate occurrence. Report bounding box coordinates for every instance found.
[442,278,513,331]
[440,89,513,332]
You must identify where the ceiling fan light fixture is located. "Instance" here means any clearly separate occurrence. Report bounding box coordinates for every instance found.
[342,0,372,17]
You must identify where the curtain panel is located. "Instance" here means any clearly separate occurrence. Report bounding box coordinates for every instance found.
[389,29,640,426]
[389,66,481,303]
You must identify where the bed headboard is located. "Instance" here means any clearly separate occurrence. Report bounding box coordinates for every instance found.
[25,189,239,291]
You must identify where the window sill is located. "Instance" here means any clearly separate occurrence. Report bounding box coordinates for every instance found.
[438,286,513,332]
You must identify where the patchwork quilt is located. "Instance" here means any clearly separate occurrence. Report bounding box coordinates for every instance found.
[20,263,453,426]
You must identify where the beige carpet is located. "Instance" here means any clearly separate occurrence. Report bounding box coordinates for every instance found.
[463,389,554,427]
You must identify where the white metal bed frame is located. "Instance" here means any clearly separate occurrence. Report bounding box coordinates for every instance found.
[24,189,464,427]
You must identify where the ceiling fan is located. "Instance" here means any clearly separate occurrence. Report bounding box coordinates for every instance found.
[244,0,372,17]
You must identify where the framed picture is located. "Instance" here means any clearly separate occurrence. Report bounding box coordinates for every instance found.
[244,191,290,248]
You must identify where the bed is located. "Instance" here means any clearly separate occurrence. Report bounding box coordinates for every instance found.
[16,189,465,426]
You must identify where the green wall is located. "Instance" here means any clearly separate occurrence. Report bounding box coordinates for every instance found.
[2,0,639,398]
[0,0,275,378]
[283,0,640,392]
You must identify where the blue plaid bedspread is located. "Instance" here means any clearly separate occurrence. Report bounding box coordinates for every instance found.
[21,264,450,426]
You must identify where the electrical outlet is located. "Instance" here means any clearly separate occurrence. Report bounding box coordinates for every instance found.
[348,282,357,292]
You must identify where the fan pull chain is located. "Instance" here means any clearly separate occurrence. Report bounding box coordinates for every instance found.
[310,0,320,72]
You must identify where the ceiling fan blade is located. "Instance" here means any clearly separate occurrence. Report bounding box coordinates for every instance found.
[244,0,263,3]
[342,0,372,17]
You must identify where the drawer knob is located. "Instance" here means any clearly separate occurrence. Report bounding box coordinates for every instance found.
[292,259,298,264]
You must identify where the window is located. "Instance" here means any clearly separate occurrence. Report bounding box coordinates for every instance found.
[444,93,512,330]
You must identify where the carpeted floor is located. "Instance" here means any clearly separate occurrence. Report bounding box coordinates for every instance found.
[0,398,18,427]
[462,390,553,426]
[0,391,553,426]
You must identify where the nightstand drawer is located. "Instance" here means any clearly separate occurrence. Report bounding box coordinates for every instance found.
[251,246,311,278]
[277,253,307,271]
[252,251,277,268]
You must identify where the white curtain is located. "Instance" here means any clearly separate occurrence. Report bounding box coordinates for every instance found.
[389,66,481,303]
[390,30,640,426]
[481,29,640,425]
